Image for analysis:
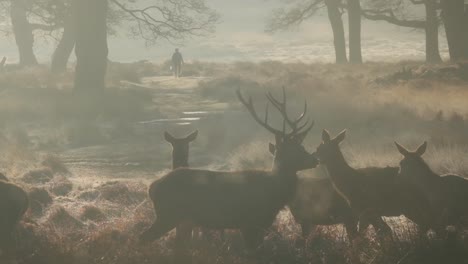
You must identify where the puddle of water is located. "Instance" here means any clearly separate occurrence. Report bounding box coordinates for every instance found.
[183,111,209,115]
[139,117,201,124]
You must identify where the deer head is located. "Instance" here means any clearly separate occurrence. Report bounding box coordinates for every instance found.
[164,130,198,169]
[394,141,434,181]
[237,87,318,172]
[315,129,347,165]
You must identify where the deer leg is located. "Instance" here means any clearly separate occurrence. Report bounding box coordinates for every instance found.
[174,222,193,262]
[295,222,313,248]
[139,218,176,243]
[0,231,16,264]
[368,216,393,245]
[358,213,372,235]
[372,217,392,234]
[241,227,265,252]
[343,217,358,241]
[219,229,226,242]
[301,222,313,239]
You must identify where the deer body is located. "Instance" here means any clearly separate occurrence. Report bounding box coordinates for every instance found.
[0,179,29,260]
[148,167,298,228]
[316,130,431,235]
[396,142,468,228]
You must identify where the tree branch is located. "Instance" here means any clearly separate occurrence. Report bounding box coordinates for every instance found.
[361,8,426,28]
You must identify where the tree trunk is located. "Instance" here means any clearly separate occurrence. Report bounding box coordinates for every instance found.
[51,14,76,73]
[348,0,362,64]
[73,0,108,93]
[10,0,38,66]
[325,0,348,63]
[441,0,467,61]
[464,4,468,59]
[424,0,442,63]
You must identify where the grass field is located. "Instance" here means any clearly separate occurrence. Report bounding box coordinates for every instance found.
[1,60,467,264]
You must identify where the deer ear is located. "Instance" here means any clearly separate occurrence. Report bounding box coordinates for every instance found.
[269,143,276,155]
[164,132,175,143]
[415,141,427,156]
[322,129,331,142]
[186,130,198,142]
[395,142,410,156]
[334,129,346,144]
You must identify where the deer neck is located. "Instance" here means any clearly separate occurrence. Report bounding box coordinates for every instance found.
[173,161,188,170]
[172,152,189,169]
[321,148,356,189]
[272,163,299,199]
[408,161,441,198]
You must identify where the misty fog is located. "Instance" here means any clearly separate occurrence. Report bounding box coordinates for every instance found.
[0,1,467,264]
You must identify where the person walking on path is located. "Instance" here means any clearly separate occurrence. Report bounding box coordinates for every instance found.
[172,48,184,78]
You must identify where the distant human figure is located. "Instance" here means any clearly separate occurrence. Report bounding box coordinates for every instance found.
[171,48,184,78]
[0,57,6,71]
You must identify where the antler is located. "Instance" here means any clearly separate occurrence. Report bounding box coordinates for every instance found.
[236,89,284,138]
[237,87,314,141]
[266,87,314,139]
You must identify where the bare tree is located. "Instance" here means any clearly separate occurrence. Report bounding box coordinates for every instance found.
[10,0,38,66]
[266,0,351,64]
[362,0,442,63]
[347,0,362,63]
[0,0,65,66]
[326,0,348,63]
[72,0,108,93]
[440,0,468,61]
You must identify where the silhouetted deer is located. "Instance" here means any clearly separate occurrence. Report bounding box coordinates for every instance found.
[395,141,468,232]
[140,88,317,251]
[0,178,29,262]
[315,130,432,237]
[164,130,198,169]
[286,163,413,241]
[165,130,212,240]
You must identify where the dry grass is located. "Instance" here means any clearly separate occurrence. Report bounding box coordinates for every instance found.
[1,61,468,263]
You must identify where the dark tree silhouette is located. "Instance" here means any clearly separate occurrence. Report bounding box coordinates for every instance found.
[347,0,362,63]
[326,0,348,63]
[10,0,38,66]
[441,0,468,61]
[362,0,442,63]
[73,0,108,92]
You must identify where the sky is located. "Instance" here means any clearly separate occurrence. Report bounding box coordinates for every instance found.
[0,0,449,64]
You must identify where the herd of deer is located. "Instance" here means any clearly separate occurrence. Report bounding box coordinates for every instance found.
[1,88,468,261]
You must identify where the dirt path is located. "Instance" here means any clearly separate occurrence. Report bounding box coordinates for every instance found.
[59,75,235,184]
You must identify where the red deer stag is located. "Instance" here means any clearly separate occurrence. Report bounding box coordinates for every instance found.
[140,89,317,251]
[0,176,29,262]
[395,141,468,232]
[315,130,432,238]
[263,90,357,241]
